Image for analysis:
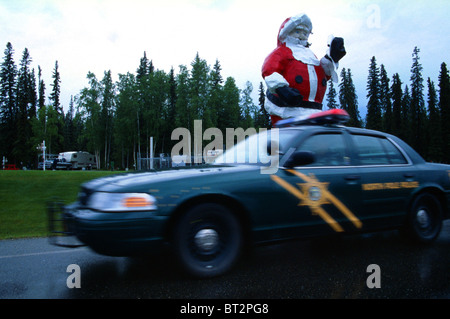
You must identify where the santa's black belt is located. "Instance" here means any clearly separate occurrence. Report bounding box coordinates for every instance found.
[266,91,322,110]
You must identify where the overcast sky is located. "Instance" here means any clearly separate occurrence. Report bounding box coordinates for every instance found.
[1,0,449,118]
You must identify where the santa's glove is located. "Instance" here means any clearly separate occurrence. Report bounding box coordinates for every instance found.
[329,37,346,63]
[276,87,303,107]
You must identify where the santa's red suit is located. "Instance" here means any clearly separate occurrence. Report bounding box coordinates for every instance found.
[262,14,341,126]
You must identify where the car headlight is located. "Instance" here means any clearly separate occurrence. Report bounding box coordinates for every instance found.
[87,192,157,212]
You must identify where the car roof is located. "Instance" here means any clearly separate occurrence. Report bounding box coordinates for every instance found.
[279,121,391,138]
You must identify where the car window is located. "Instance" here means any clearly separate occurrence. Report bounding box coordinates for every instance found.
[352,134,407,165]
[296,133,349,166]
[214,129,300,165]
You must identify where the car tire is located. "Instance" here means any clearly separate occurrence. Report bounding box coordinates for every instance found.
[173,203,243,278]
[403,193,442,244]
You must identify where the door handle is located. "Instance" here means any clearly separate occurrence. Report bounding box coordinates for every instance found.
[404,173,415,178]
[345,175,361,181]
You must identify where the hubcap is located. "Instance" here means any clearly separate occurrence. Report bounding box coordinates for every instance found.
[416,209,430,229]
[194,229,219,252]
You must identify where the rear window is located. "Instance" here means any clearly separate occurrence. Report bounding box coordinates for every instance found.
[352,134,407,165]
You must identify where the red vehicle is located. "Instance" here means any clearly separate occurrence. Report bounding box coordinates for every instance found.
[3,164,19,170]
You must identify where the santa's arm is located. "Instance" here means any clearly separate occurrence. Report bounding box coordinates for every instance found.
[320,35,346,82]
[262,48,290,93]
[262,49,303,106]
[264,72,289,93]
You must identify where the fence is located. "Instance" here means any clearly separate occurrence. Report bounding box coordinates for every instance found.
[136,154,218,171]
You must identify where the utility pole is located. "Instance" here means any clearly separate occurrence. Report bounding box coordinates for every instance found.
[150,137,154,170]
[37,141,47,171]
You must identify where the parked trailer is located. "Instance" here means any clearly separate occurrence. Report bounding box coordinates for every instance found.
[58,152,97,170]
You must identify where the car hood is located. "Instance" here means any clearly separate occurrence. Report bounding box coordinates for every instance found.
[81,165,259,193]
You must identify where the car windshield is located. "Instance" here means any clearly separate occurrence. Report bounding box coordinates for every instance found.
[214,128,299,165]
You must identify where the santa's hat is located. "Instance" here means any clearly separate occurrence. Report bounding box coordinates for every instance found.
[278,14,313,45]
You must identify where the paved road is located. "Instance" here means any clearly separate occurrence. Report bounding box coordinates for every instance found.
[1,221,450,299]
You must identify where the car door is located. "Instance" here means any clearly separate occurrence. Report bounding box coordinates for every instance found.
[271,131,363,239]
[349,133,418,229]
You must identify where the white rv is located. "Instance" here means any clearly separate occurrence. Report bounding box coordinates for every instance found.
[58,151,97,170]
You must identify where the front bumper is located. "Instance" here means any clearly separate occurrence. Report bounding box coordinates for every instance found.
[47,201,168,256]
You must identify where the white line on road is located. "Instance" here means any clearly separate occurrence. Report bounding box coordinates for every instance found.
[0,249,86,259]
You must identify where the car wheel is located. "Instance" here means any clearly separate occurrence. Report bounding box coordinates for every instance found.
[404,193,442,244]
[173,203,242,278]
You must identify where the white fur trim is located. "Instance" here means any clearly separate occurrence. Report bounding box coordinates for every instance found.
[264,72,289,93]
[320,56,339,83]
[285,40,320,66]
[307,65,318,102]
[264,96,321,119]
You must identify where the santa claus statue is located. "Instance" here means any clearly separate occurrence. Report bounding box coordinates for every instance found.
[262,13,346,126]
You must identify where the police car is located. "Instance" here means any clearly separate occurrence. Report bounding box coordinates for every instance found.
[48,110,450,278]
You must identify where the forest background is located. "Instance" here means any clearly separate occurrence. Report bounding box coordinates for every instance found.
[1,41,449,170]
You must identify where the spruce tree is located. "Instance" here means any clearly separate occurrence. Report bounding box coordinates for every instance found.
[38,66,45,109]
[326,80,339,109]
[29,69,37,118]
[147,70,169,154]
[380,64,392,134]
[208,59,224,128]
[410,47,426,156]
[136,51,153,80]
[16,48,36,120]
[366,56,382,130]
[0,42,17,123]
[49,60,62,115]
[48,61,64,152]
[401,85,412,145]
[391,73,403,138]
[174,65,190,129]
[0,42,17,163]
[255,82,270,129]
[135,52,153,160]
[189,53,211,128]
[339,68,348,109]
[64,95,75,151]
[14,48,36,166]
[164,67,178,151]
[439,63,450,163]
[339,68,361,127]
[426,78,441,162]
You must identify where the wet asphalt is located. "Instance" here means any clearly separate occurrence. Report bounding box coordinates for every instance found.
[1,221,450,300]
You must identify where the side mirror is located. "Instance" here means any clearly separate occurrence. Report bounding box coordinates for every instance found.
[284,151,315,168]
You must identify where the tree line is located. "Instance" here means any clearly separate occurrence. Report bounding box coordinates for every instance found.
[1,41,449,169]
[0,43,269,169]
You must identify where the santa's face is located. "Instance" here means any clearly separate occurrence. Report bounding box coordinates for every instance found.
[289,26,310,41]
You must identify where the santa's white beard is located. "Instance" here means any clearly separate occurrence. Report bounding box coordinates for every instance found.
[285,35,309,47]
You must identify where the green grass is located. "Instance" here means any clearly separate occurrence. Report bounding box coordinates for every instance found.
[0,170,122,240]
